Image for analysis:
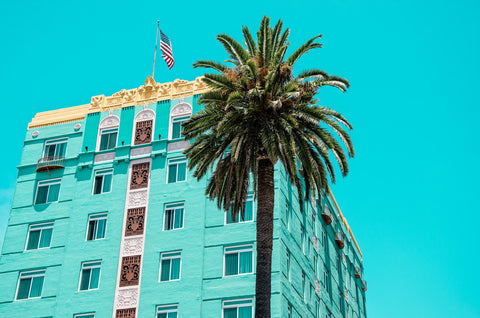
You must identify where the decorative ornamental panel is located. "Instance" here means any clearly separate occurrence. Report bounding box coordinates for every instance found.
[134,120,153,145]
[116,288,139,308]
[116,308,136,318]
[127,190,148,208]
[125,207,145,236]
[130,163,150,190]
[120,255,141,287]
[123,237,144,256]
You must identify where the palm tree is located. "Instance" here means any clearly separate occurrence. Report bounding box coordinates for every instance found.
[183,16,354,317]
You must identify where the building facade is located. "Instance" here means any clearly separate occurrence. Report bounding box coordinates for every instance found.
[0,76,367,318]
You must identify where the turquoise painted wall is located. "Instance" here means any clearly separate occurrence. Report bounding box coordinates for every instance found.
[0,95,367,318]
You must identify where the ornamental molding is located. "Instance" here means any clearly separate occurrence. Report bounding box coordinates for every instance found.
[116,288,139,309]
[127,190,148,208]
[130,146,152,157]
[171,102,192,117]
[29,76,210,129]
[99,115,120,128]
[123,237,144,256]
[94,152,115,163]
[134,109,155,122]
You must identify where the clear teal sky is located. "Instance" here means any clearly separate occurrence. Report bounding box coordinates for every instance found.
[1,0,479,317]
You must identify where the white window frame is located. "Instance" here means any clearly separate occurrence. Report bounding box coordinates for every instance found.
[78,261,102,291]
[168,102,192,140]
[92,169,113,195]
[86,213,108,241]
[166,158,187,184]
[159,251,182,282]
[35,179,61,205]
[15,269,46,300]
[156,304,179,317]
[96,115,120,151]
[25,222,54,251]
[43,137,68,158]
[223,244,254,277]
[302,271,306,302]
[163,202,185,231]
[131,109,156,145]
[286,250,291,281]
[222,298,254,318]
[224,194,254,225]
[74,313,95,318]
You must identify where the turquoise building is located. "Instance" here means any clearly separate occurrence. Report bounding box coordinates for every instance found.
[0,76,367,318]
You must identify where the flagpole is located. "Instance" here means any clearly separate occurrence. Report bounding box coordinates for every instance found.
[152,20,160,80]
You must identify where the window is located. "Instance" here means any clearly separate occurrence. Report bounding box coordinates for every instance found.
[302,272,306,302]
[74,314,95,318]
[171,116,189,139]
[86,214,107,241]
[164,203,184,231]
[160,251,181,281]
[300,225,305,253]
[222,299,253,318]
[43,138,67,158]
[226,195,254,224]
[16,270,45,300]
[286,250,291,281]
[79,261,101,291]
[93,169,113,194]
[323,266,329,293]
[167,158,186,183]
[99,128,118,151]
[285,202,290,230]
[157,304,178,318]
[26,223,53,250]
[35,179,61,204]
[224,245,253,276]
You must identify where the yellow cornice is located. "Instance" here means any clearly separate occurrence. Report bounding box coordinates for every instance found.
[328,187,363,258]
[28,76,210,129]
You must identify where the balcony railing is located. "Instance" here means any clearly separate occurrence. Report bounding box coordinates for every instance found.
[321,206,332,225]
[335,231,345,249]
[36,156,65,172]
[355,266,361,278]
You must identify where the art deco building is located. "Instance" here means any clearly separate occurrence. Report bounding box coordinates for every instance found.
[0,76,367,318]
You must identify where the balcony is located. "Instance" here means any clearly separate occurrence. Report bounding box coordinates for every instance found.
[355,266,361,278]
[335,231,345,249]
[321,206,332,225]
[36,156,65,172]
[362,280,368,292]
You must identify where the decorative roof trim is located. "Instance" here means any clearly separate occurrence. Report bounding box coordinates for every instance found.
[28,76,209,129]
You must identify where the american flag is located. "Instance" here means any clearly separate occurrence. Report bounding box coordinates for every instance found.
[160,30,174,69]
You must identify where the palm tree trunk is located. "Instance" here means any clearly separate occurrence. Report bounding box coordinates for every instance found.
[255,158,275,317]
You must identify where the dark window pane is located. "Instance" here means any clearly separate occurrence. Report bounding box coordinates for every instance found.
[225,253,239,276]
[27,230,40,250]
[30,276,44,297]
[80,269,91,290]
[102,174,112,193]
[87,220,96,240]
[94,176,103,194]
[47,184,60,202]
[17,278,31,300]
[177,163,186,181]
[36,186,48,204]
[39,228,52,248]
[108,132,117,149]
[160,260,170,281]
[168,165,177,183]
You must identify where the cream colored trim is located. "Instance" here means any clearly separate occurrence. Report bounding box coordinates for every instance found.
[328,187,362,257]
[28,76,209,129]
